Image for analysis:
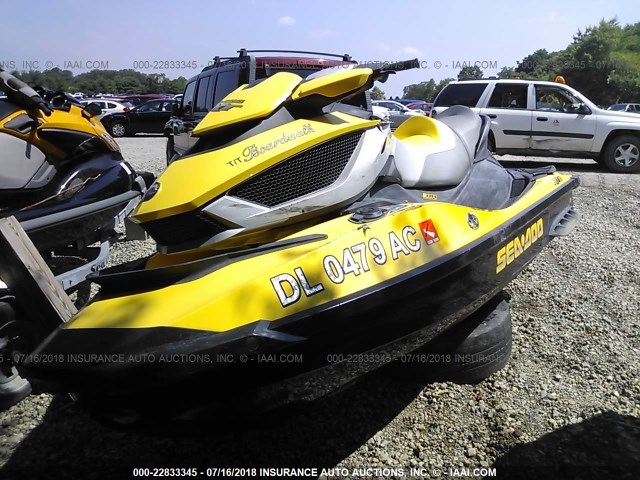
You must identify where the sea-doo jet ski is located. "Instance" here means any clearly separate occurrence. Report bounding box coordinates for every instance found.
[0,69,151,409]
[0,69,149,252]
[25,60,580,423]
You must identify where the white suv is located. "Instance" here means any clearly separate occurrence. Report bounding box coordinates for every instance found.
[432,79,640,173]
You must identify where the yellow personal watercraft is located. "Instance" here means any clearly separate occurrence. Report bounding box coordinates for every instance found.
[0,69,150,252]
[0,69,152,410]
[25,60,579,423]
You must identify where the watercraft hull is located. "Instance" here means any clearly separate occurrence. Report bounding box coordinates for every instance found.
[4,153,142,251]
[25,174,579,420]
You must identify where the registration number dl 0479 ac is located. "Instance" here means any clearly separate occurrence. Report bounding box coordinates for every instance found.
[270,226,423,308]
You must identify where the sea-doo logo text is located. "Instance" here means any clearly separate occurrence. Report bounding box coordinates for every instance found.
[496,218,544,273]
[227,124,316,167]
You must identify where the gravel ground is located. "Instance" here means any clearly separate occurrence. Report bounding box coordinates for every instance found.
[0,137,638,480]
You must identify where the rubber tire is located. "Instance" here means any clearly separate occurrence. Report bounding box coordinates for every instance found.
[109,121,127,138]
[385,293,512,384]
[601,135,640,173]
[488,133,496,154]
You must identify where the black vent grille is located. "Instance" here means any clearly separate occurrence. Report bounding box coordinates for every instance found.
[142,210,228,247]
[230,131,363,207]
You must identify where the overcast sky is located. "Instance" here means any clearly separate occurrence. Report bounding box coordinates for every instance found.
[1,0,638,96]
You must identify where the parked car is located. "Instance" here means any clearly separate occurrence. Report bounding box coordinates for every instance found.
[371,104,391,123]
[431,78,640,173]
[606,103,640,113]
[112,94,169,107]
[81,99,133,120]
[388,98,421,106]
[165,48,359,163]
[371,100,422,129]
[407,101,433,115]
[101,99,175,137]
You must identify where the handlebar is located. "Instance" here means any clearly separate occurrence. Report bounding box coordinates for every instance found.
[365,58,419,83]
[0,68,52,116]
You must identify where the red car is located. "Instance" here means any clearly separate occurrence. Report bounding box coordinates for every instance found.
[407,101,433,116]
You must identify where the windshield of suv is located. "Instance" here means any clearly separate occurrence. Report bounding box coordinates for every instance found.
[434,83,487,107]
[607,104,626,111]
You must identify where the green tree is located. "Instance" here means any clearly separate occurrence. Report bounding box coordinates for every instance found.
[497,66,517,79]
[510,18,640,104]
[401,78,453,102]
[163,76,187,94]
[558,18,622,102]
[9,68,188,95]
[402,79,436,101]
[370,86,385,100]
[608,24,640,102]
[457,65,483,80]
[516,48,554,77]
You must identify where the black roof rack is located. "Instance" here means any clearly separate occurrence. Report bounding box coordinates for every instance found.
[238,48,352,62]
[458,76,521,81]
[200,49,354,74]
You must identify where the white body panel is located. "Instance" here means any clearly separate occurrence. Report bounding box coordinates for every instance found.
[391,110,478,188]
[0,133,47,189]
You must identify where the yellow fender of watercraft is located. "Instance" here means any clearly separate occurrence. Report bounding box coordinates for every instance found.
[133,112,378,222]
[291,68,373,100]
[0,105,114,157]
[192,72,303,136]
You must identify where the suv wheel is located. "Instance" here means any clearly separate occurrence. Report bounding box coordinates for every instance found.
[110,121,127,138]
[488,134,496,154]
[602,135,640,173]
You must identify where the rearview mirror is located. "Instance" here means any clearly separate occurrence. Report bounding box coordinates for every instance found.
[567,102,591,115]
[577,103,591,115]
[171,102,180,116]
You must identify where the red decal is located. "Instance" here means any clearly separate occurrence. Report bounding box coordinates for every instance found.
[419,219,440,245]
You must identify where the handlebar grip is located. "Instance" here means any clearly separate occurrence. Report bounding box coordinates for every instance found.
[382,59,420,72]
[32,97,52,116]
[0,69,52,115]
